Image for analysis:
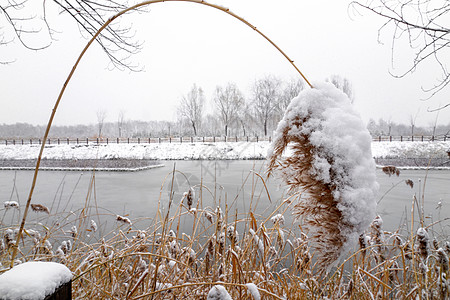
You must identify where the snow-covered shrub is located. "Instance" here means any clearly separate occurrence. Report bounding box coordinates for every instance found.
[267,81,378,270]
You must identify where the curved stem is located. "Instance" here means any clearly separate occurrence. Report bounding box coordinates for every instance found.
[11,0,313,267]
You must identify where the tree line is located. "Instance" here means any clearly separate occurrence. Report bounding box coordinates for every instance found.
[0,75,354,139]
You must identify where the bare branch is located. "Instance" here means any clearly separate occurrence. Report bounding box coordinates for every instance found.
[350,0,450,100]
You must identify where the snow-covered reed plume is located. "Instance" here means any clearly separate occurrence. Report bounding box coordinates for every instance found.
[267,82,378,270]
[30,204,50,214]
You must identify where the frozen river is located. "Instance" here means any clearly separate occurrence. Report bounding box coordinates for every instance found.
[1,160,449,238]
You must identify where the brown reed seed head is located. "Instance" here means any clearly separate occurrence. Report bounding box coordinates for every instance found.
[30,204,50,214]
[382,166,400,177]
[405,179,414,188]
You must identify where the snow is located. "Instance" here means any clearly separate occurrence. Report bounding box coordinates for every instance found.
[0,142,268,161]
[0,141,448,169]
[0,261,72,300]
[207,285,233,300]
[245,283,261,300]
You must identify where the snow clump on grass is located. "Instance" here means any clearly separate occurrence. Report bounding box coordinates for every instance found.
[268,81,378,271]
[207,284,233,300]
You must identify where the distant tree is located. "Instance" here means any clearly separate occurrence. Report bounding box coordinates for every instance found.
[236,101,253,137]
[409,110,419,136]
[117,110,126,138]
[177,84,205,136]
[279,78,306,112]
[96,109,107,137]
[351,0,450,100]
[213,82,244,136]
[252,76,282,136]
[326,75,354,103]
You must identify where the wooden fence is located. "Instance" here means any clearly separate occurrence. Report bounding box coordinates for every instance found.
[2,136,271,145]
[1,135,449,145]
[372,135,449,142]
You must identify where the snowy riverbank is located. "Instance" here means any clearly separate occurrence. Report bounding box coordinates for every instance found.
[0,141,449,168]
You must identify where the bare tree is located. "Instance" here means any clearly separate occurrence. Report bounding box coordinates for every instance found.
[177,84,205,136]
[279,78,305,113]
[326,75,355,103]
[351,0,450,101]
[96,109,107,137]
[0,0,143,69]
[117,109,125,138]
[213,82,244,136]
[252,75,282,136]
[409,110,420,136]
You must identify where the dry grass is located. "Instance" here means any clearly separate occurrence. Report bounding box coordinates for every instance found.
[1,166,449,299]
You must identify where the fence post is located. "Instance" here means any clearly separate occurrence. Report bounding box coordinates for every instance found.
[117,138,119,144]
[213,136,215,143]
[180,137,182,143]
[138,137,140,144]
[39,139,41,145]
[412,136,414,142]
[170,137,172,143]
[256,136,259,142]
[13,140,15,145]
[159,137,161,143]
[107,138,109,144]
[0,262,72,300]
[390,136,392,142]
[48,138,51,145]
[5,140,7,145]
[432,136,434,141]
[203,137,205,143]
[247,136,249,142]
[30,139,32,145]
[191,136,193,143]
[86,138,89,144]
[400,136,403,142]
[149,138,151,144]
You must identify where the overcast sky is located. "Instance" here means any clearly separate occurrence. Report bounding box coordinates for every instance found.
[1,0,449,128]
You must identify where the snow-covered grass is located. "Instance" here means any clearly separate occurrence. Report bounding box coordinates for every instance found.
[0,164,449,299]
[0,140,448,165]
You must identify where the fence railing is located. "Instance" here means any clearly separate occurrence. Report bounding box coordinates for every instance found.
[372,135,449,142]
[1,135,449,145]
[1,136,272,145]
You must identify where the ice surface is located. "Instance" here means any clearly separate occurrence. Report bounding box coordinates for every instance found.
[0,261,72,300]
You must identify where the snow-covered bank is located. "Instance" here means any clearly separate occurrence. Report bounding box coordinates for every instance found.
[0,141,449,164]
[0,142,269,160]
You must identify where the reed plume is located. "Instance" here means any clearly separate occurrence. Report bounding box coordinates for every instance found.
[267,82,378,271]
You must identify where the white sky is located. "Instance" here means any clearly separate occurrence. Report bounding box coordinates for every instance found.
[1,0,449,128]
